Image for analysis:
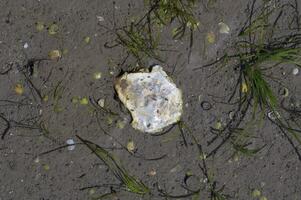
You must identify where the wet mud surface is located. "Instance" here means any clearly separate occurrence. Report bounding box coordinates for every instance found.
[0,0,301,200]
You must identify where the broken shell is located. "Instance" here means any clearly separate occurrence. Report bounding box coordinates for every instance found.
[34,157,40,163]
[93,72,102,80]
[36,22,44,31]
[80,97,89,105]
[23,43,29,49]
[96,16,104,22]
[89,188,96,195]
[43,164,50,171]
[218,22,230,34]
[252,189,261,198]
[228,111,235,120]
[206,31,215,44]
[97,98,105,107]
[84,36,91,44]
[214,121,222,130]
[126,140,135,152]
[116,119,126,129]
[267,111,280,120]
[14,83,24,95]
[114,65,183,133]
[241,82,248,93]
[279,87,289,98]
[292,67,299,75]
[106,115,114,125]
[48,50,61,60]
[148,169,157,176]
[48,23,59,35]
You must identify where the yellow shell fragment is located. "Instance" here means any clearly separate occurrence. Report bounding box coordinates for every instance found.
[84,36,91,44]
[114,65,183,133]
[48,23,59,35]
[251,189,261,197]
[48,50,61,60]
[126,140,135,152]
[206,31,215,44]
[14,83,24,95]
[241,82,248,93]
[218,22,230,34]
[93,72,102,80]
[36,22,44,32]
[80,97,89,105]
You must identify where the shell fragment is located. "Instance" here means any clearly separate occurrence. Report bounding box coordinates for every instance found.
[115,65,183,133]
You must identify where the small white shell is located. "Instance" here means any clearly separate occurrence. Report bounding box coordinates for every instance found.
[292,68,299,75]
[115,65,183,133]
[267,111,281,120]
[97,98,105,108]
[66,139,75,151]
[218,22,230,34]
[96,16,104,22]
[23,43,29,49]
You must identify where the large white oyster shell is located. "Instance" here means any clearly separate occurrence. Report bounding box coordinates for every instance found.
[115,65,183,133]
